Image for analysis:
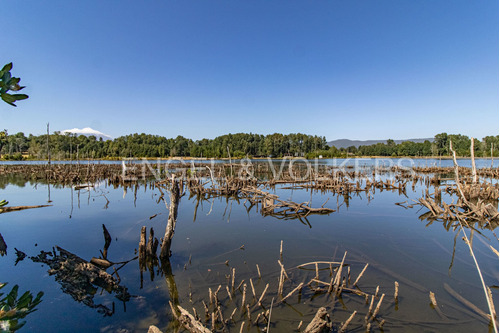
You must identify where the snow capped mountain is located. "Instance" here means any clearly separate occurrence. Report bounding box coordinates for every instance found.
[61,127,113,141]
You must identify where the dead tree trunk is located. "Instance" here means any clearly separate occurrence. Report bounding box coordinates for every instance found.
[160,177,181,260]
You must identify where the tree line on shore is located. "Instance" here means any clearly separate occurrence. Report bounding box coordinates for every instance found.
[0,130,497,160]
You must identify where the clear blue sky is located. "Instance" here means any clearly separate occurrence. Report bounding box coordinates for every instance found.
[1,0,498,141]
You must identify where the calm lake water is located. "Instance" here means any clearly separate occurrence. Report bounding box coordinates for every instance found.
[0,160,498,332]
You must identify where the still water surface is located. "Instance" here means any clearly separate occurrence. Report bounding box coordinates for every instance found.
[0,161,498,332]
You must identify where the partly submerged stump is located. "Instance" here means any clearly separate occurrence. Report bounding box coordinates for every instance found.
[160,177,181,260]
[147,326,162,333]
[169,302,211,333]
[303,307,332,333]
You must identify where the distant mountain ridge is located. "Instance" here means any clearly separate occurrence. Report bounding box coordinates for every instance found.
[328,138,433,149]
[61,127,112,141]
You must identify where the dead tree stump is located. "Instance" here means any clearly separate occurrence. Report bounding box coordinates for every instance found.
[160,177,181,260]
[303,307,332,333]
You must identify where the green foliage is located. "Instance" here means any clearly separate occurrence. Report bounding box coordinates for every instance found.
[0,63,28,107]
[0,131,497,159]
[355,135,497,157]
[0,283,43,332]
[1,132,329,160]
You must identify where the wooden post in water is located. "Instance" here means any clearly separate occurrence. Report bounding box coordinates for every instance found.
[491,143,494,168]
[46,123,51,165]
[470,138,477,184]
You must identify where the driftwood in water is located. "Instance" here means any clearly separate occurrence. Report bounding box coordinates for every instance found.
[456,182,499,201]
[412,165,499,179]
[0,204,52,214]
[413,179,498,229]
[303,307,332,333]
[186,176,336,220]
[0,163,162,186]
[89,224,113,269]
[170,301,211,333]
[147,326,162,333]
[241,186,336,219]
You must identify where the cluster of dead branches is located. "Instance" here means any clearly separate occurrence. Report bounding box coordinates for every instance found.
[149,246,391,333]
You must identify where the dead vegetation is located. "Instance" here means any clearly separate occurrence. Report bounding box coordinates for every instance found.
[146,240,390,333]
[1,155,498,331]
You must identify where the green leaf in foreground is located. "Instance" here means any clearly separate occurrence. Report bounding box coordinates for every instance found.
[0,63,28,107]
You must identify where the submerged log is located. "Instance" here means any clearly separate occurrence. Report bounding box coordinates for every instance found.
[170,302,211,333]
[90,257,112,269]
[303,307,332,333]
[0,204,52,214]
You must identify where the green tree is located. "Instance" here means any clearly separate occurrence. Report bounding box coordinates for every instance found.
[434,133,448,155]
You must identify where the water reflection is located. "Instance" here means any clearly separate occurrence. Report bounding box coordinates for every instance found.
[29,225,136,317]
[0,163,497,332]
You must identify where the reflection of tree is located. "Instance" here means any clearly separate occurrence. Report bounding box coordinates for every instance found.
[139,178,184,331]
[0,283,43,332]
[160,258,179,307]
[138,226,179,306]
[138,226,182,331]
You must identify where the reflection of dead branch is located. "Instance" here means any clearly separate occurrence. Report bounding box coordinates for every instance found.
[0,232,6,256]
[138,226,160,286]
[31,246,131,316]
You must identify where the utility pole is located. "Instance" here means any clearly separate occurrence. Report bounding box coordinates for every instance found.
[46,123,51,165]
[46,122,52,203]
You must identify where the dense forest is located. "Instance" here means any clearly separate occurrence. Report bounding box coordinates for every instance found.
[0,130,497,160]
